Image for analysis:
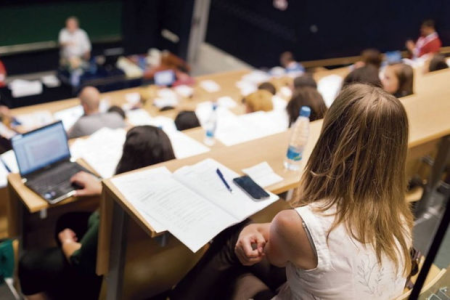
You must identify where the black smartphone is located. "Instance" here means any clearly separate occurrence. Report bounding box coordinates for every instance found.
[233,175,270,200]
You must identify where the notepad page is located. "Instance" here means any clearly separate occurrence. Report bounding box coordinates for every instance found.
[166,131,210,159]
[53,106,84,131]
[111,167,237,252]
[173,158,279,221]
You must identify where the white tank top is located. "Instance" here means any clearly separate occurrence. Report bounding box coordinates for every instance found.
[274,203,407,300]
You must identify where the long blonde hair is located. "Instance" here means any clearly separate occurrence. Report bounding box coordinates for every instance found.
[292,83,413,275]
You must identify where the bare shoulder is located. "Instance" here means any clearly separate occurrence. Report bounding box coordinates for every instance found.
[271,209,304,242]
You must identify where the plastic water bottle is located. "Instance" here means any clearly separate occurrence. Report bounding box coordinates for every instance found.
[204,103,218,146]
[284,106,311,171]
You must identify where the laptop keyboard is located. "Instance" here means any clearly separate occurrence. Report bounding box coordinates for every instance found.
[28,162,84,193]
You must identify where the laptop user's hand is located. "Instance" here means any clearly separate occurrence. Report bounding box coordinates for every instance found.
[70,171,102,197]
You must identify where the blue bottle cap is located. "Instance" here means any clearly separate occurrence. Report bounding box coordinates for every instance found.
[299,106,311,118]
[212,103,218,110]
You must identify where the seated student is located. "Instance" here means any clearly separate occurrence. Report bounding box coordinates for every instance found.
[280,52,305,74]
[428,54,449,72]
[18,126,176,300]
[171,84,413,300]
[174,111,201,131]
[258,82,277,95]
[406,19,442,59]
[354,48,383,70]
[286,87,327,126]
[68,87,125,138]
[244,90,274,113]
[292,73,317,90]
[107,105,126,120]
[381,63,414,98]
[342,65,382,88]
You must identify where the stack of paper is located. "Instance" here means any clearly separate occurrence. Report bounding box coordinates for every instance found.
[41,75,61,88]
[111,158,279,252]
[9,80,43,98]
[0,150,18,173]
[53,106,84,131]
[199,80,221,93]
[242,162,283,188]
[78,128,127,178]
[166,131,210,159]
[14,111,53,131]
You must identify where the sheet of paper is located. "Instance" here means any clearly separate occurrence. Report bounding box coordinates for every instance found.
[14,111,53,131]
[272,95,288,111]
[174,158,279,221]
[167,131,210,159]
[9,80,43,98]
[158,88,178,100]
[200,80,221,93]
[99,98,110,113]
[153,97,178,109]
[235,81,257,96]
[1,150,19,173]
[195,102,237,128]
[0,160,8,188]
[125,93,141,105]
[80,128,126,178]
[317,75,343,107]
[41,75,61,88]
[217,96,237,108]
[69,139,87,160]
[53,106,84,131]
[174,85,194,98]
[240,71,271,84]
[242,162,283,188]
[126,109,153,126]
[112,167,236,252]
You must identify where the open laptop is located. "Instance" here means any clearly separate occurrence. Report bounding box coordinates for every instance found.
[154,69,176,87]
[11,121,90,204]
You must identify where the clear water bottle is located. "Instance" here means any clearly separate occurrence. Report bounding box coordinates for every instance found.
[284,106,311,170]
[204,103,218,145]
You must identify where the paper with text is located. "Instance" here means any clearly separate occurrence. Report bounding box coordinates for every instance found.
[242,162,283,188]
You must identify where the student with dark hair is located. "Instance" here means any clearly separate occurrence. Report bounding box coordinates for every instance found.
[19,126,175,300]
[258,82,277,95]
[428,54,449,72]
[342,65,382,88]
[171,84,413,300]
[355,48,383,70]
[286,87,327,126]
[107,105,126,120]
[292,73,317,90]
[406,19,442,59]
[174,111,201,131]
[382,63,414,98]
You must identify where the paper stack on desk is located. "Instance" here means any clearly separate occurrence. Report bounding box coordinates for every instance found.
[111,158,279,252]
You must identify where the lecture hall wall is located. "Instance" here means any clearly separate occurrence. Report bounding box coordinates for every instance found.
[206,0,450,68]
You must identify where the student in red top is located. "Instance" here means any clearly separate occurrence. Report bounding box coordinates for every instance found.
[406,19,442,59]
[0,60,6,88]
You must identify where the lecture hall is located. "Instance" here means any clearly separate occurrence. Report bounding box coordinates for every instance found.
[0,0,449,299]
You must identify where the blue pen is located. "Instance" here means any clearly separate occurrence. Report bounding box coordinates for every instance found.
[216,168,232,193]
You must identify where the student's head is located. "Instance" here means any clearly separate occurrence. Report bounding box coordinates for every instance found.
[174,111,201,131]
[78,86,101,115]
[429,54,449,72]
[360,48,383,69]
[108,106,126,120]
[381,63,414,98]
[116,126,175,175]
[421,19,436,36]
[286,87,326,126]
[280,51,295,68]
[258,82,277,95]
[66,16,79,33]
[342,65,382,88]
[294,83,413,276]
[244,90,273,113]
[293,73,317,90]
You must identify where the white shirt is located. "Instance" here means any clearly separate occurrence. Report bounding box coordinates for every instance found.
[274,202,408,300]
[58,28,91,59]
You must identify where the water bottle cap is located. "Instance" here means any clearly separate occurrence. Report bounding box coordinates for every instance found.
[299,106,311,118]
[212,103,218,111]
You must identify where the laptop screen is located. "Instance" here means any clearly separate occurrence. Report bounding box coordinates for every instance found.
[154,69,175,86]
[11,121,71,176]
